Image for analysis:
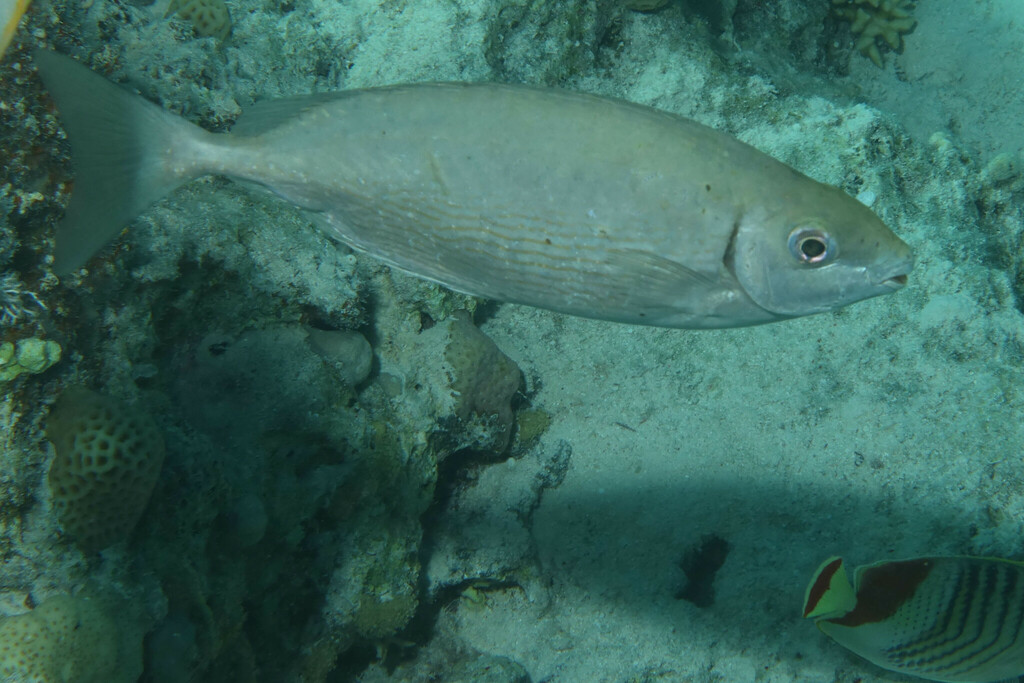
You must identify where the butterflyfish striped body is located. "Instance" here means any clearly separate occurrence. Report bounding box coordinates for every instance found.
[804,556,1024,683]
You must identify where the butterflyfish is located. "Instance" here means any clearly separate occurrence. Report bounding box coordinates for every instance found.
[33,50,912,329]
[804,555,1024,682]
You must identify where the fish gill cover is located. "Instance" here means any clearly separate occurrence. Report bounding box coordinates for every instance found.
[0,1,1022,682]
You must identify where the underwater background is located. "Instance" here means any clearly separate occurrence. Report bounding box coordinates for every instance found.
[1,0,1024,681]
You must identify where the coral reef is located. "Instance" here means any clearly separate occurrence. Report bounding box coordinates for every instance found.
[970,149,1024,314]
[0,3,563,682]
[46,387,165,552]
[831,0,916,67]
[426,441,572,603]
[482,0,617,84]
[11,0,1017,681]
[0,39,67,325]
[0,222,15,268]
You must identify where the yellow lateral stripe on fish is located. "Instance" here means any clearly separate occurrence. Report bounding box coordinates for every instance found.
[803,556,1024,683]
[0,0,30,57]
[32,50,913,329]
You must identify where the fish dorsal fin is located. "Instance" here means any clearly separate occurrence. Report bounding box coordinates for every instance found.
[231,91,359,137]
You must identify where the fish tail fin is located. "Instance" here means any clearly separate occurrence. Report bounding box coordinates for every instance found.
[33,49,214,274]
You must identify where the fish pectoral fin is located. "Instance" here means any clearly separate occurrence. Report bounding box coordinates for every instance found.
[588,248,727,319]
[603,248,720,293]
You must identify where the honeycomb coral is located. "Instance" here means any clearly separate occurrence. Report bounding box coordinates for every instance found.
[46,387,165,552]
[832,0,916,68]
[166,0,232,41]
[0,594,120,683]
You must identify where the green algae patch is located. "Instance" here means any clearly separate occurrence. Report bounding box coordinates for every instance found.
[515,408,552,446]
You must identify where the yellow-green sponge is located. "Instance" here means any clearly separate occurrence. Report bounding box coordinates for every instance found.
[0,338,61,383]
[832,0,917,68]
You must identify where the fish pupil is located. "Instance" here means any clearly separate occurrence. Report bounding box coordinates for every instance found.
[787,226,833,265]
[800,237,827,260]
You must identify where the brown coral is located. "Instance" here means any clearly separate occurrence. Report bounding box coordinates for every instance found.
[444,311,523,453]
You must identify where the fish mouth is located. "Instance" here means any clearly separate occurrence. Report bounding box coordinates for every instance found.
[874,254,913,290]
[882,273,909,289]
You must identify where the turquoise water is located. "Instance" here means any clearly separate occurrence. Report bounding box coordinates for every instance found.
[1,1,1023,681]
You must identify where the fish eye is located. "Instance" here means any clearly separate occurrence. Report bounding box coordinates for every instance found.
[788,226,836,265]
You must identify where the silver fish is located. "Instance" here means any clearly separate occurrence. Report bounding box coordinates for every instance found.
[34,50,912,328]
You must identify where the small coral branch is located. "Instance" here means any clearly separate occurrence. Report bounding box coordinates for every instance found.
[0,271,46,328]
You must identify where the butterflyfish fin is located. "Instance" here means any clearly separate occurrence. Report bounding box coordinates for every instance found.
[0,0,30,58]
[803,556,856,620]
